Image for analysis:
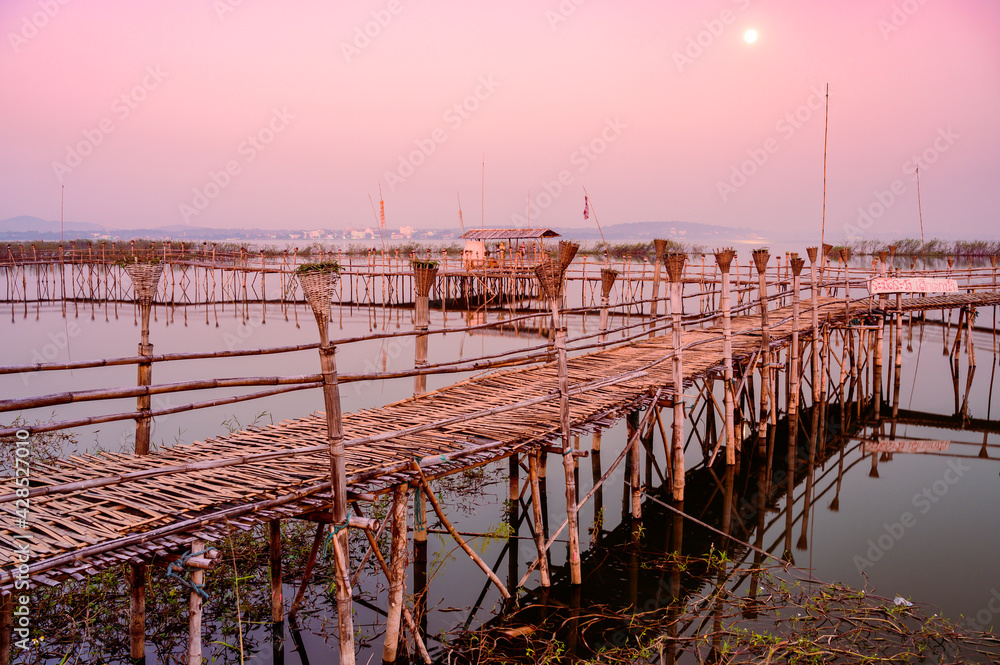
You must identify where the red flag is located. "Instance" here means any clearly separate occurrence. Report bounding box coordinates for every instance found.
[583,195,590,220]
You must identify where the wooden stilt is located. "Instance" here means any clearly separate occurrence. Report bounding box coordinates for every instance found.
[187,539,205,665]
[1,593,12,665]
[752,250,772,439]
[666,254,687,501]
[714,249,737,464]
[630,422,642,519]
[789,256,805,419]
[381,484,408,665]
[129,562,146,661]
[269,520,283,623]
[807,248,821,405]
[528,451,551,587]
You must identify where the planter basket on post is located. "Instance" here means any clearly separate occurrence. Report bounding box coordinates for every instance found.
[534,261,565,301]
[295,262,355,664]
[297,269,340,329]
[124,262,164,304]
[557,241,580,271]
[600,268,619,300]
[412,262,439,299]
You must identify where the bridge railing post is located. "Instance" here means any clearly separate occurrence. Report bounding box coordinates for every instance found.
[752,249,772,439]
[534,249,582,585]
[665,253,687,501]
[297,263,356,665]
[714,249,737,465]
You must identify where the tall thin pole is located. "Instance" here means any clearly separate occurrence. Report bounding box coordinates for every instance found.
[820,84,829,286]
[916,167,926,263]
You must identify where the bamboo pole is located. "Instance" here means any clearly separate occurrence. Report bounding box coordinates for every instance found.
[298,268,355,665]
[528,451,551,587]
[410,461,510,599]
[789,255,805,418]
[666,254,687,500]
[382,484,408,664]
[0,593,9,665]
[752,249,772,439]
[269,520,283,623]
[807,248,821,406]
[649,239,667,336]
[187,539,205,665]
[715,249,737,464]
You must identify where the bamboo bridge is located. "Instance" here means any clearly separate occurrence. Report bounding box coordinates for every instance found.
[1,243,998,664]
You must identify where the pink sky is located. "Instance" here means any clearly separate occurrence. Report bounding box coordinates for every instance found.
[1,0,998,240]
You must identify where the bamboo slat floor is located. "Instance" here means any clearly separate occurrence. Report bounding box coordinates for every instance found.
[3,293,998,590]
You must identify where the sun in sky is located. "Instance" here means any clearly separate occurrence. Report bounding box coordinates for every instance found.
[744,28,758,44]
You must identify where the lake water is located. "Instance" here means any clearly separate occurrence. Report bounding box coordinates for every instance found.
[3,275,999,663]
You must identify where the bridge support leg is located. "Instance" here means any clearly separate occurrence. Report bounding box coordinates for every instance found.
[129,562,146,661]
[187,539,205,665]
[665,254,687,502]
[1,593,11,665]
[412,486,428,633]
[528,451,551,587]
[382,484,408,665]
[715,250,737,465]
[269,520,283,623]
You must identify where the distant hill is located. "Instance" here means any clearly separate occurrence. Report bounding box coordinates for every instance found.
[0,216,102,233]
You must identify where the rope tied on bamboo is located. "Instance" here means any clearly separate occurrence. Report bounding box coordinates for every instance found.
[165,547,217,600]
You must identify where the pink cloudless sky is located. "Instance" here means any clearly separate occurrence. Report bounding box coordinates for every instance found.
[1,0,997,241]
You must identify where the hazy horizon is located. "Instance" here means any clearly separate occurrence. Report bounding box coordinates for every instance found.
[2,1,998,243]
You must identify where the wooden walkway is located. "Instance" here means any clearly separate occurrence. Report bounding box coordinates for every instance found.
[3,292,998,591]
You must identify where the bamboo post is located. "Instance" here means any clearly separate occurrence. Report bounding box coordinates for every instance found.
[752,249,772,439]
[630,421,642,519]
[790,256,805,418]
[714,249,737,464]
[528,451,551,587]
[1,593,11,665]
[382,484,408,664]
[839,246,852,322]
[599,268,618,345]
[649,239,668,336]
[806,248,821,406]
[508,454,520,590]
[122,261,162,662]
[666,253,687,500]
[412,262,437,396]
[296,265,355,665]
[534,252,582,584]
[269,520,283,623]
[187,539,205,665]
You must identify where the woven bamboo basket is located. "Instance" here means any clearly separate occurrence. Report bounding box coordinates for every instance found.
[653,238,669,261]
[877,250,889,264]
[991,255,998,268]
[124,263,164,304]
[806,247,818,262]
[946,256,955,269]
[790,256,805,276]
[888,245,897,260]
[838,247,851,264]
[534,261,564,301]
[600,268,619,299]
[297,270,341,321]
[665,253,687,283]
[557,241,580,271]
[752,249,770,275]
[713,248,736,272]
[412,265,439,298]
